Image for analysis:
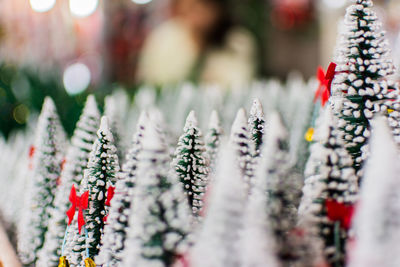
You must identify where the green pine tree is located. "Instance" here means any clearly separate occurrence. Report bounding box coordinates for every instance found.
[173,110,209,217]
[205,110,223,172]
[248,98,265,156]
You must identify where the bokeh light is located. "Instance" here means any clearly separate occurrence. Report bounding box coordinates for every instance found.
[131,0,152,5]
[63,63,91,95]
[69,0,99,18]
[29,0,56,13]
[13,104,30,124]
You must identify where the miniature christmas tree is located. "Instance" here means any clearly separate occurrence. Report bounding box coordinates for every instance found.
[96,111,149,266]
[229,108,254,192]
[65,116,119,266]
[349,117,400,267]
[37,95,100,266]
[190,144,247,267]
[17,97,65,266]
[298,108,358,267]
[205,110,223,171]
[333,0,397,178]
[121,120,191,267]
[172,110,209,217]
[257,112,302,266]
[248,98,265,157]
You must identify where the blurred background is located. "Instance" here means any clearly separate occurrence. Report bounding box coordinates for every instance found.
[1,0,400,137]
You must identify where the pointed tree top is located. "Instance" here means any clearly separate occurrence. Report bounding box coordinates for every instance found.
[184,110,198,129]
[137,110,149,129]
[141,119,165,151]
[250,98,264,119]
[208,110,221,129]
[42,96,56,113]
[231,108,247,133]
[315,106,335,142]
[98,116,114,141]
[267,112,287,139]
[84,95,100,117]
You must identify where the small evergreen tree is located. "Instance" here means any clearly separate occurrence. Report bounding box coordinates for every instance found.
[96,111,148,266]
[248,98,265,157]
[230,108,254,192]
[18,97,65,266]
[205,110,223,171]
[299,108,358,267]
[190,145,247,267]
[333,0,397,178]
[172,111,209,217]
[121,120,191,267]
[349,117,400,267]
[65,116,119,266]
[104,95,125,162]
[37,95,100,266]
[258,112,302,266]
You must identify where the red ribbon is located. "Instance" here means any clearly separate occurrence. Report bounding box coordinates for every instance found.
[175,253,190,267]
[66,185,89,234]
[325,199,354,230]
[314,62,337,106]
[105,186,115,206]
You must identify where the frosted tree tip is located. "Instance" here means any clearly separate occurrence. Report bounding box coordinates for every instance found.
[84,95,100,116]
[209,110,220,129]
[98,116,113,141]
[141,120,164,151]
[42,96,56,112]
[185,110,198,128]
[250,98,264,118]
[316,106,334,141]
[231,108,248,132]
[266,112,287,141]
[137,110,149,127]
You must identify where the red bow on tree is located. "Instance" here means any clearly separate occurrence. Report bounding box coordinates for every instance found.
[66,185,89,234]
[105,186,115,206]
[314,62,337,106]
[29,145,35,158]
[325,199,354,230]
[175,253,190,267]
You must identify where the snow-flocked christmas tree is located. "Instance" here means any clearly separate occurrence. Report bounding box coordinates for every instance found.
[65,116,119,266]
[349,116,400,267]
[299,107,358,267]
[121,119,190,267]
[248,98,265,157]
[172,110,209,217]
[18,97,65,266]
[190,144,247,267]
[333,0,397,178]
[230,108,254,192]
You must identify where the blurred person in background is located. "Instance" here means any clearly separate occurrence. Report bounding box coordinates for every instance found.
[137,0,257,89]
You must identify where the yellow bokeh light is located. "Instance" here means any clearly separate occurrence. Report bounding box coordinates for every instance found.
[13,104,30,124]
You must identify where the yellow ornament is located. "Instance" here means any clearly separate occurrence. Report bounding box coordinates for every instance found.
[84,258,96,267]
[58,256,70,267]
[304,127,314,142]
[388,109,394,114]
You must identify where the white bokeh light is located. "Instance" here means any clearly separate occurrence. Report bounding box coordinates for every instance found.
[69,0,99,18]
[131,0,152,5]
[29,0,56,12]
[322,0,346,9]
[63,63,91,95]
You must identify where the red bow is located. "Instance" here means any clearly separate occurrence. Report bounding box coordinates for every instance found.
[29,145,35,158]
[105,186,115,206]
[314,62,337,106]
[175,253,190,267]
[325,199,354,230]
[66,185,89,234]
